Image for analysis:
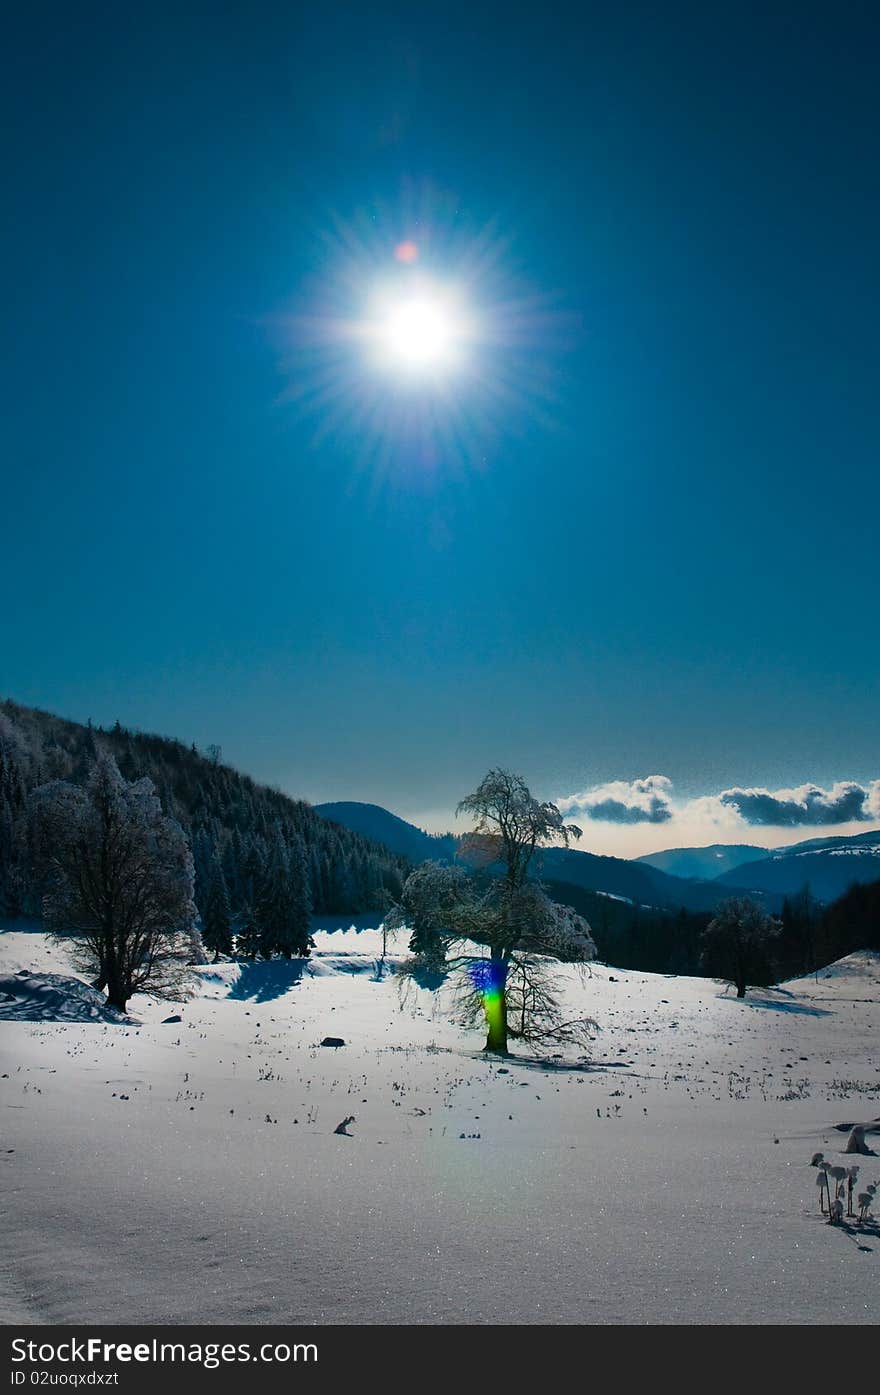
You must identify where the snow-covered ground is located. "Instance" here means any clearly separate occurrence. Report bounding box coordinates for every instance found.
[1,918,878,1325]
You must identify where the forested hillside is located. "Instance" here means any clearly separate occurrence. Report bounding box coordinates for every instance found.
[0,700,408,926]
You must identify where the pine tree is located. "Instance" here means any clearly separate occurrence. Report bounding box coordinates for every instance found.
[280,835,312,958]
[235,905,261,959]
[192,828,215,913]
[240,835,267,913]
[255,832,312,959]
[202,856,233,961]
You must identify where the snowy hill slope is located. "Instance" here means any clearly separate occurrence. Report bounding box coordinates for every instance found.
[1,921,878,1325]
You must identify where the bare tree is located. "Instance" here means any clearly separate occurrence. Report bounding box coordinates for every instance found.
[30,751,196,1011]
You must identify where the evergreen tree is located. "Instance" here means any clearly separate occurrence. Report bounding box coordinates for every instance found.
[202,856,233,961]
[255,832,312,958]
[240,835,267,913]
[281,835,312,958]
[235,905,262,959]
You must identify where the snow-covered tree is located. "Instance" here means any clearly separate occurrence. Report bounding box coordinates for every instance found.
[454,950,597,1050]
[457,768,582,888]
[700,896,780,998]
[447,878,597,1051]
[29,752,196,1011]
[391,773,595,1053]
[452,770,590,1051]
[386,861,472,970]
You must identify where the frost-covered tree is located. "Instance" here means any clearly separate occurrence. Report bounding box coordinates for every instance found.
[29,752,196,1011]
[452,770,590,1051]
[447,879,597,1051]
[700,896,780,998]
[391,773,595,1054]
[386,861,472,970]
[457,768,582,889]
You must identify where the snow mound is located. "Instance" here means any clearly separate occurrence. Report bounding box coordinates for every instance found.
[786,950,880,990]
[0,971,130,1023]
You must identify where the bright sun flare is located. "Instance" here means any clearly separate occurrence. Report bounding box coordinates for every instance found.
[366,280,470,376]
[383,297,455,367]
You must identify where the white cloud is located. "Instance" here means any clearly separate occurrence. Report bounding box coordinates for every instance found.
[715,781,871,827]
[558,775,675,825]
[557,776,880,830]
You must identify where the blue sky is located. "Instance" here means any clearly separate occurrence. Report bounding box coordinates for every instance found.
[2,2,878,855]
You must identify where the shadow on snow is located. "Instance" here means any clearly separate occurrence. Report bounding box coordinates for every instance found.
[734,988,832,1017]
[227,959,309,1003]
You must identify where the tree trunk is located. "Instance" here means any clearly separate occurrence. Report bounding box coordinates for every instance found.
[736,982,746,998]
[483,954,509,1054]
[105,972,128,1013]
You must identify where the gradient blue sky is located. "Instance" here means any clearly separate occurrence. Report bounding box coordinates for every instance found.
[2,2,878,855]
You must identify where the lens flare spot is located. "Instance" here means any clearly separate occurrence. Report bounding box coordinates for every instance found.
[470,960,506,1040]
[394,240,419,264]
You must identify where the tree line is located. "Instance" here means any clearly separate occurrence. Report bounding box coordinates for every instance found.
[0,700,408,939]
[3,704,876,1021]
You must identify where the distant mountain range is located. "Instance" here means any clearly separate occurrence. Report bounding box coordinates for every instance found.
[316,802,757,913]
[316,802,880,909]
[637,844,768,880]
[639,830,880,902]
[713,830,880,902]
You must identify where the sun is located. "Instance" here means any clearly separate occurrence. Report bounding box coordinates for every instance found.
[382,296,456,368]
[276,187,573,484]
[365,279,470,376]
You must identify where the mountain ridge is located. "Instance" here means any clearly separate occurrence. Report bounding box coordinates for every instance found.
[315,801,762,914]
[637,843,768,880]
[714,832,880,901]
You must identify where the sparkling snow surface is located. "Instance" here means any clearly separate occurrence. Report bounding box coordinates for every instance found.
[1,919,878,1325]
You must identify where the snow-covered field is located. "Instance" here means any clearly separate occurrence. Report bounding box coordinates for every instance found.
[1,918,878,1325]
